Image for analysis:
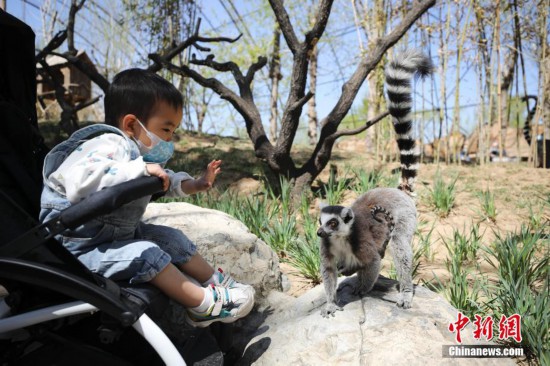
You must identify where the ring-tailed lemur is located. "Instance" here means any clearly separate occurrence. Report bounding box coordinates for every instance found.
[318,50,433,318]
[522,95,537,146]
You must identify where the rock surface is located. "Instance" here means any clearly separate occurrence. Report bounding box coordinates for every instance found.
[143,202,283,302]
[238,276,517,366]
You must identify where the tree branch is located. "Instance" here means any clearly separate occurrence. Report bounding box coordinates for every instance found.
[75,95,101,111]
[245,56,268,84]
[149,53,274,159]
[147,18,242,73]
[67,0,86,55]
[191,54,244,78]
[35,30,67,61]
[327,111,389,142]
[268,0,300,54]
[290,91,314,111]
[305,0,334,46]
[49,51,110,92]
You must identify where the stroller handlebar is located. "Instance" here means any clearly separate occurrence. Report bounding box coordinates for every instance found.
[60,176,164,229]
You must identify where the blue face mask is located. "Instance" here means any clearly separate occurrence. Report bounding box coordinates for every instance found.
[134,120,175,164]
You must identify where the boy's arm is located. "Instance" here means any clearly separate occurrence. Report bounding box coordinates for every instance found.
[48,134,148,203]
[162,169,194,198]
[163,160,221,197]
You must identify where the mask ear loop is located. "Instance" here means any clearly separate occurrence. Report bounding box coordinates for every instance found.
[135,119,162,149]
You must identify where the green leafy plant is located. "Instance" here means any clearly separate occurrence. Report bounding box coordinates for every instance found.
[526,201,549,232]
[414,220,437,262]
[434,235,485,318]
[428,172,458,217]
[476,188,497,222]
[483,225,549,363]
[443,224,483,263]
[351,168,384,194]
[321,167,350,205]
[286,194,321,283]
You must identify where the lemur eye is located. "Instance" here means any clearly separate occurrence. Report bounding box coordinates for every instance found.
[329,220,338,229]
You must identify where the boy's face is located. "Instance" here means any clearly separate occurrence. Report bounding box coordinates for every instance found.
[123,101,182,146]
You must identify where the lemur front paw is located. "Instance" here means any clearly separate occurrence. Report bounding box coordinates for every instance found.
[396,294,413,309]
[321,303,343,318]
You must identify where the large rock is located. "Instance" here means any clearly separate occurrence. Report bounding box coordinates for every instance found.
[143,202,283,302]
[238,276,516,366]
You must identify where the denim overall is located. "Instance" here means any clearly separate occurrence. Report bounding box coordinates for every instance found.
[40,124,196,284]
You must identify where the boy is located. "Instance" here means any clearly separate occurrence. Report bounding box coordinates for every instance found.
[40,69,254,327]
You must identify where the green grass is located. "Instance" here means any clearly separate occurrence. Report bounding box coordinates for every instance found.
[526,201,549,232]
[438,253,485,318]
[443,224,484,263]
[428,171,458,217]
[435,225,486,318]
[320,167,350,205]
[483,225,549,363]
[476,188,497,222]
[414,220,437,262]
[351,167,384,194]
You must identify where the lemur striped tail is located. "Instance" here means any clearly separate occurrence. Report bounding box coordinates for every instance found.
[522,95,537,146]
[385,50,433,194]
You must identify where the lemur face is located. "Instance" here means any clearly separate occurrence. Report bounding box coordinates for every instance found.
[317,205,355,238]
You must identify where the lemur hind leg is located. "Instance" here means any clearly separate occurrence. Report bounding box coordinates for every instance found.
[389,236,414,308]
[354,257,381,297]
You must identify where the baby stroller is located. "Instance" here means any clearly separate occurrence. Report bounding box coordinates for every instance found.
[0,10,228,365]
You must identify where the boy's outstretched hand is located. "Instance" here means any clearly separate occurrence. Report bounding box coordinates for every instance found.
[181,160,222,195]
[199,160,222,189]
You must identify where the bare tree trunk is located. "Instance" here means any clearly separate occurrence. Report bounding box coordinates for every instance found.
[269,25,282,143]
[438,0,451,164]
[474,0,493,165]
[498,50,517,158]
[451,1,472,164]
[193,88,212,134]
[307,42,318,145]
[494,0,504,160]
[358,0,387,155]
[537,0,550,168]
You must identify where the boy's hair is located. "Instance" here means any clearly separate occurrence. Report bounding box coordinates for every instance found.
[104,68,183,127]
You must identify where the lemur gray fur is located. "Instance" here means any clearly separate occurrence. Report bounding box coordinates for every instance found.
[317,50,433,318]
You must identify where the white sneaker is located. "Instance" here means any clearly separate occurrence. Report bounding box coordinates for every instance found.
[186,284,254,328]
[214,268,255,295]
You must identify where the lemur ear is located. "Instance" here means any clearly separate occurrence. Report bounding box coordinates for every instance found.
[318,202,328,210]
[341,207,354,223]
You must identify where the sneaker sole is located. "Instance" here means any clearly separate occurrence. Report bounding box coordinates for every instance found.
[185,293,255,328]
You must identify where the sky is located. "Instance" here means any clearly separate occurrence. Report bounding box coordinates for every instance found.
[4,0,542,142]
